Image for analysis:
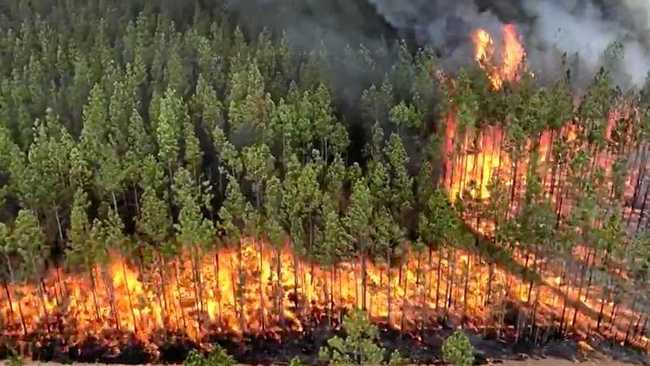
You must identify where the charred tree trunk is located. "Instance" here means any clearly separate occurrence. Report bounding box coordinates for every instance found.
[238,239,246,333]
[258,241,265,332]
[190,246,204,333]
[628,143,647,225]
[362,253,367,312]
[637,181,650,232]
[558,267,569,336]
[103,265,121,332]
[624,295,639,346]
[214,252,222,327]
[446,248,456,316]
[462,254,472,324]
[436,248,443,311]
[173,261,187,333]
[387,250,392,326]
[571,249,594,329]
[159,254,173,327]
[485,262,494,308]
[276,247,283,329]
[121,260,139,333]
[88,264,102,322]
[401,261,408,332]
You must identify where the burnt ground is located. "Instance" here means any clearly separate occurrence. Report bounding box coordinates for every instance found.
[1,322,649,366]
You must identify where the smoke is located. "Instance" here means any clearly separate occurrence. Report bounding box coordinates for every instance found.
[225,0,650,90]
[521,0,650,88]
[365,0,650,88]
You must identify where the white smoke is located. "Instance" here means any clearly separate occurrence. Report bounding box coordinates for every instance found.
[523,0,650,88]
[367,0,650,88]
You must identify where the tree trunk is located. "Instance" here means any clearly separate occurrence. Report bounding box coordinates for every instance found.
[213,252,221,327]
[624,297,639,346]
[134,184,140,214]
[485,262,494,307]
[88,263,102,322]
[2,278,15,323]
[190,246,204,333]
[276,247,283,329]
[238,239,246,333]
[637,181,650,232]
[387,250,392,326]
[628,144,647,225]
[329,265,334,327]
[427,247,433,303]
[258,241,266,332]
[510,158,519,215]
[526,256,538,305]
[122,260,139,333]
[102,265,121,331]
[571,248,593,329]
[159,254,173,327]
[54,206,64,243]
[361,250,367,311]
[446,248,456,315]
[400,261,408,332]
[436,249,443,311]
[462,254,472,324]
[416,251,423,329]
[608,303,619,334]
[558,267,569,336]
[292,246,300,318]
[173,261,187,332]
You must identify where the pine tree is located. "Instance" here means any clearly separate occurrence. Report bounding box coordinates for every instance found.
[12,209,50,324]
[346,178,373,310]
[318,309,391,365]
[173,167,214,331]
[157,87,186,176]
[66,187,104,321]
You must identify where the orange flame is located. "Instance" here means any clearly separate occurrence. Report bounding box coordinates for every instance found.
[472,24,526,90]
[1,238,643,354]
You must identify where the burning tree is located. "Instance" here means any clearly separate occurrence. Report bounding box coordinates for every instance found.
[2,2,650,364]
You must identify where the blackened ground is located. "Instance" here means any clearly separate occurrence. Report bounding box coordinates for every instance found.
[2,311,650,365]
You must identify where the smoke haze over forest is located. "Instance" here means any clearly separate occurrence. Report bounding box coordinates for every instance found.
[229,0,650,87]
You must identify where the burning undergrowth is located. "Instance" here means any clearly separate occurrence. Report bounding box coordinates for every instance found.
[2,3,650,365]
[0,238,647,364]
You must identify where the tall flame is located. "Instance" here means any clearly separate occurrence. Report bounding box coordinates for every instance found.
[472,24,526,90]
[0,238,644,355]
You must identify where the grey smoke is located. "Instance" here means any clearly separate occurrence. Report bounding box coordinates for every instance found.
[366,0,650,88]
[522,0,650,88]
[227,0,650,89]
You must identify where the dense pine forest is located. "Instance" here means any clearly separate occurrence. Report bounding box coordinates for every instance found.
[1,0,650,364]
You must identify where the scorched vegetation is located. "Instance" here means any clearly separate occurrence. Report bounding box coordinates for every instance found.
[0,0,650,364]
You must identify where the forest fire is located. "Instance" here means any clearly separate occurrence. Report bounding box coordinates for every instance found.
[1,239,645,358]
[445,25,529,201]
[0,23,643,360]
[472,25,526,90]
[3,2,650,364]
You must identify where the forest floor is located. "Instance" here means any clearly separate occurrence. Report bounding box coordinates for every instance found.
[0,359,643,366]
[2,330,649,366]
[500,359,635,365]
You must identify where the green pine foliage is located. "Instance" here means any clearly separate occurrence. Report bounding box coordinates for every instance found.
[0,2,649,364]
[441,331,475,366]
[183,346,235,366]
[319,309,399,365]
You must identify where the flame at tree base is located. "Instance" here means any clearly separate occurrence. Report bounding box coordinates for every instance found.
[1,239,646,360]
